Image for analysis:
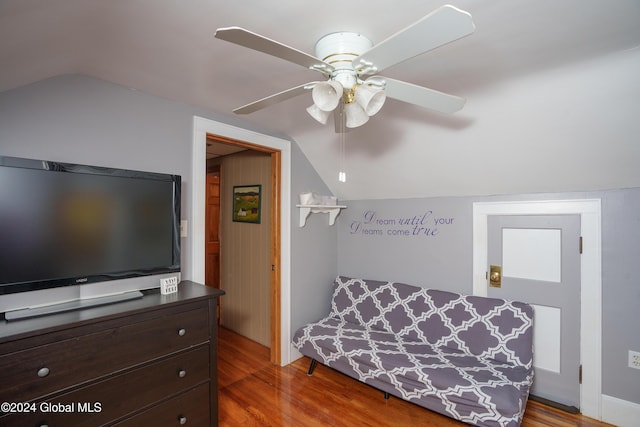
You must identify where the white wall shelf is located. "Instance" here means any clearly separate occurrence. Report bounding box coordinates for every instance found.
[296,205,347,227]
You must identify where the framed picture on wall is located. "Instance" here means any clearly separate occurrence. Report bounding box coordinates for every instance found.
[232,185,261,224]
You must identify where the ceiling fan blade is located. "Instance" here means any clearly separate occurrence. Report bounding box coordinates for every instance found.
[382,77,466,114]
[215,27,334,75]
[233,82,317,114]
[353,5,475,75]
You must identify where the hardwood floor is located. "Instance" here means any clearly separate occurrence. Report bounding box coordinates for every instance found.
[218,328,613,426]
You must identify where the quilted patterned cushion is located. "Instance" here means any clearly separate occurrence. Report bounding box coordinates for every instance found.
[292,276,534,427]
[329,276,533,368]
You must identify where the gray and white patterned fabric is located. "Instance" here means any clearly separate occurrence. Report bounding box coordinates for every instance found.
[292,276,534,427]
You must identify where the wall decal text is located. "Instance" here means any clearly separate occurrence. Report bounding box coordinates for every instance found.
[350,210,455,237]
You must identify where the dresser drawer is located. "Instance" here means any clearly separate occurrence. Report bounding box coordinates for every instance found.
[0,345,210,426]
[113,383,210,427]
[0,304,210,403]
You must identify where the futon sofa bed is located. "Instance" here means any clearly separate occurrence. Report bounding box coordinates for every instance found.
[292,276,534,427]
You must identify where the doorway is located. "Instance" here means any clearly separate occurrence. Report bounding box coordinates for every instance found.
[206,141,273,347]
[472,199,602,419]
[192,116,291,365]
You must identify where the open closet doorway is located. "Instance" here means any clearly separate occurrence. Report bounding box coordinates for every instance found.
[205,133,282,364]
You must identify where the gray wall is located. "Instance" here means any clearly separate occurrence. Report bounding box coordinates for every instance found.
[337,196,472,292]
[337,189,640,405]
[0,74,336,338]
[289,143,338,331]
[0,74,203,308]
[0,74,205,283]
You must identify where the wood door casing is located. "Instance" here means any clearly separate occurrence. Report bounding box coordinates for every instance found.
[205,173,221,322]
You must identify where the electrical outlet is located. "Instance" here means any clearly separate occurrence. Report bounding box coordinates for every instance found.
[160,276,179,295]
[629,350,640,370]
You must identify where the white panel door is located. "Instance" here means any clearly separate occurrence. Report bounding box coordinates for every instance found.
[488,214,581,409]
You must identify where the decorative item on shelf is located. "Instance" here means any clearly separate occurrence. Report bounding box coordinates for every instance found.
[297,192,346,227]
[299,192,319,205]
[299,192,338,206]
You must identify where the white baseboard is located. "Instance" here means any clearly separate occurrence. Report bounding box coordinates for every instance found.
[602,394,640,427]
[289,344,304,363]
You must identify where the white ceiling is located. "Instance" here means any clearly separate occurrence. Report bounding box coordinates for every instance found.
[2,0,640,200]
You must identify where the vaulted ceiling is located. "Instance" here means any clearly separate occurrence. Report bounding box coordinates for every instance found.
[1,0,639,200]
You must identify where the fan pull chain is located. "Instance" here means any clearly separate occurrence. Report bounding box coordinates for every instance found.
[338,109,347,183]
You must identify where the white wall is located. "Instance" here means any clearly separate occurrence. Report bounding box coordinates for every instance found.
[301,47,640,200]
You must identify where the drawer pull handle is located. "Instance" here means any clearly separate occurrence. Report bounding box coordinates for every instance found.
[40,425,49,427]
[178,328,186,336]
[178,369,187,378]
[178,415,187,425]
[37,367,50,378]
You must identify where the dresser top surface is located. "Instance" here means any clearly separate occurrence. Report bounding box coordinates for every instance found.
[0,281,224,342]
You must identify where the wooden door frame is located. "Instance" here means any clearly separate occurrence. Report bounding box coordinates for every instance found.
[192,116,291,366]
[472,199,602,420]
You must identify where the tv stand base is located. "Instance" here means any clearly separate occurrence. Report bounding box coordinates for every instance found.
[4,290,144,321]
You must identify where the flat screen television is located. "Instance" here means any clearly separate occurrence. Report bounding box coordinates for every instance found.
[0,155,181,318]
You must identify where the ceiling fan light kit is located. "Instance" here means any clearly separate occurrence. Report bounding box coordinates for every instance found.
[355,83,386,116]
[306,104,332,125]
[311,80,343,111]
[214,4,475,131]
[306,31,384,128]
[344,101,369,128]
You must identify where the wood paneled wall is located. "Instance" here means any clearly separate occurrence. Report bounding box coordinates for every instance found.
[219,150,271,347]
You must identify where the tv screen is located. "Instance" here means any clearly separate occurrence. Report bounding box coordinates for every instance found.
[0,156,181,296]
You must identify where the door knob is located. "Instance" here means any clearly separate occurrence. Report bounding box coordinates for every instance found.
[489,265,502,288]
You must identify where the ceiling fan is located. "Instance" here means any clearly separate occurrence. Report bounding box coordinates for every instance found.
[214,5,475,132]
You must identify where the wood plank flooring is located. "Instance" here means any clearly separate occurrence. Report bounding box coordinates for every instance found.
[218,327,613,426]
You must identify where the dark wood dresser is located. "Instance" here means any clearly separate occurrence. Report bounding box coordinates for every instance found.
[0,281,224,427]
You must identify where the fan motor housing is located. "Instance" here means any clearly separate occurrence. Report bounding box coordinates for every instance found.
[315,32,372,90]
